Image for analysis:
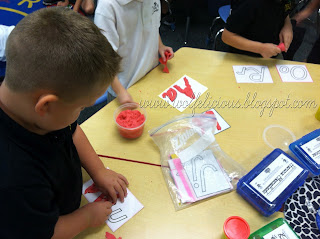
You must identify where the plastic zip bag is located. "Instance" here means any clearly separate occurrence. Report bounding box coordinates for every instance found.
[149,114,247,210]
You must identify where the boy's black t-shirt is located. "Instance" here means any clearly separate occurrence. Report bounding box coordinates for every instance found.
[0,108,82,239]
[225,0,294,57]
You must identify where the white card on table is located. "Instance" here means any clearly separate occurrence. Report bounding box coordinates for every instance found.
[182,150,233,199]
[276,65,313,82]
[159,74,208,112]
[82,179,144,232]
[233,65,273,83]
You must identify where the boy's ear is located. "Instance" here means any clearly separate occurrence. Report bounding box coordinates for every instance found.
[34,94,59,116]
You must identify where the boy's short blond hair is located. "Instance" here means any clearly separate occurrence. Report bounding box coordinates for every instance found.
[5,7,121,101]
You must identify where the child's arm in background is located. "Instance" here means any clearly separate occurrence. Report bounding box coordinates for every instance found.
[72,0,82,12]
[111,76,134,104]
[52,201,113,239]
[294,0,320,24]
[73,124,129,203]
[158,34,174,62]
[279,16,293,52]
[221,28,281,58]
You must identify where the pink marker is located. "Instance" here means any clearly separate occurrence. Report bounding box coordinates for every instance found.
[277,43,286,52]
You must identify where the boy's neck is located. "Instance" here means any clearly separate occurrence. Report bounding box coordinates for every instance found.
[0,82,50,135]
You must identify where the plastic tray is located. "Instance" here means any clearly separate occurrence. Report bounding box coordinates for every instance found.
[237,149,309,216]
[289,128,320,175]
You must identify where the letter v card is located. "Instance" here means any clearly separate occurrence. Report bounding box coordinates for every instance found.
[159,75,208,112]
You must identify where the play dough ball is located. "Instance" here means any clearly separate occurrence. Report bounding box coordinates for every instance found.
[114,103,146,139]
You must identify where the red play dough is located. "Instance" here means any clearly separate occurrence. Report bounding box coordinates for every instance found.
[205,110,221,131]
[84,183,99,194]
[116,110,146,139]
[277,42,286,52]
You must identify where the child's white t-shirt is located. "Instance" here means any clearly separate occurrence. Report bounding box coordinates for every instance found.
[94,0,161,96]
[0,25,15,62]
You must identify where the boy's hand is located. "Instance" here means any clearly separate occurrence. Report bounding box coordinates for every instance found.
[117,89,134,105]
[93,168,129,203]
[158,45,174,62]
[279,25,293,52]
[259,43,281,58]
[82,201,113,227]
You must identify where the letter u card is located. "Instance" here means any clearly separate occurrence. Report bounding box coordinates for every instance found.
[82,179,144,232]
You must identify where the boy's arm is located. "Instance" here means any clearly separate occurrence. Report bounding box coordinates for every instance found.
[221,28,281,58]
[111,76,134,104]
[294,0,320,24]
[72,125,129,203]
[158,34,174,62]
[52,201,113,239]
[73,0,82,12]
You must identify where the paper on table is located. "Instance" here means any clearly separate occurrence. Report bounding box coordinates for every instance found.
[169,150,233,202]
[159,74,208,112]
[233,65,273,83]
[82,179,144,232]
[276,65,313,82]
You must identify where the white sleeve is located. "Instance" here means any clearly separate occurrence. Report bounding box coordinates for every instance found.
[94,13,120,52]
[0,25,15,62]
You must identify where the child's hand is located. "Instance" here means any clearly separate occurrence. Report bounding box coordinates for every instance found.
[93,168,129,203]
[279,26,293,52]
[158,45,174,62]
[83,201,113,227]
[117,90,134,105]
[259,43,281,58]
[293,10,311,25]
[57,0,70,7]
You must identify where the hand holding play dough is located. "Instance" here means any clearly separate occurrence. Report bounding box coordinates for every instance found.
[277,42,286,52]
[159,51,172,73]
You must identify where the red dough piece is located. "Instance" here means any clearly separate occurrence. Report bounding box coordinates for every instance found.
[94,194,108,202]
[174,77,195,99]
[116,110,145,128]
[159,51,172,73]
[105,232,121,239]
[84,183,99,194]
[277,42,286,52]
[162,88,177,102]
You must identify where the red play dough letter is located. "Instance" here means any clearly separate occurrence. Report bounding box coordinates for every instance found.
[174,77,195,99]
[162,88,177,102]
[84,183,99,194]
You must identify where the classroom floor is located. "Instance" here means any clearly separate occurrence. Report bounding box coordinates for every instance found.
[78,4,320,124]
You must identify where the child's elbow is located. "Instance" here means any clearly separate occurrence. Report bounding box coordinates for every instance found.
[221,29,228,44]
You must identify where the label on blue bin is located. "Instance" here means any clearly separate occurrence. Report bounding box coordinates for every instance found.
[250,154,303,202]
[263,223,299,239]
[301,136,320,164]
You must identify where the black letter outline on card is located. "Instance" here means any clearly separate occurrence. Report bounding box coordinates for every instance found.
[236,67,265,82]
[108,208,128,223]
[279,65,307,81]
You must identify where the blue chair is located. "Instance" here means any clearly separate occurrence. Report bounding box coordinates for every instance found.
[206,4,231,49]
[94,90,109,105]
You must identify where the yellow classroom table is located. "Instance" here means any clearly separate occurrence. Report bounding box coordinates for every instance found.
[77,47,320,239]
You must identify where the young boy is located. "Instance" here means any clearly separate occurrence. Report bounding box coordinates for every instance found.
[221,0,295,58]
[94,0,174,104]
[0,7,128,239]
